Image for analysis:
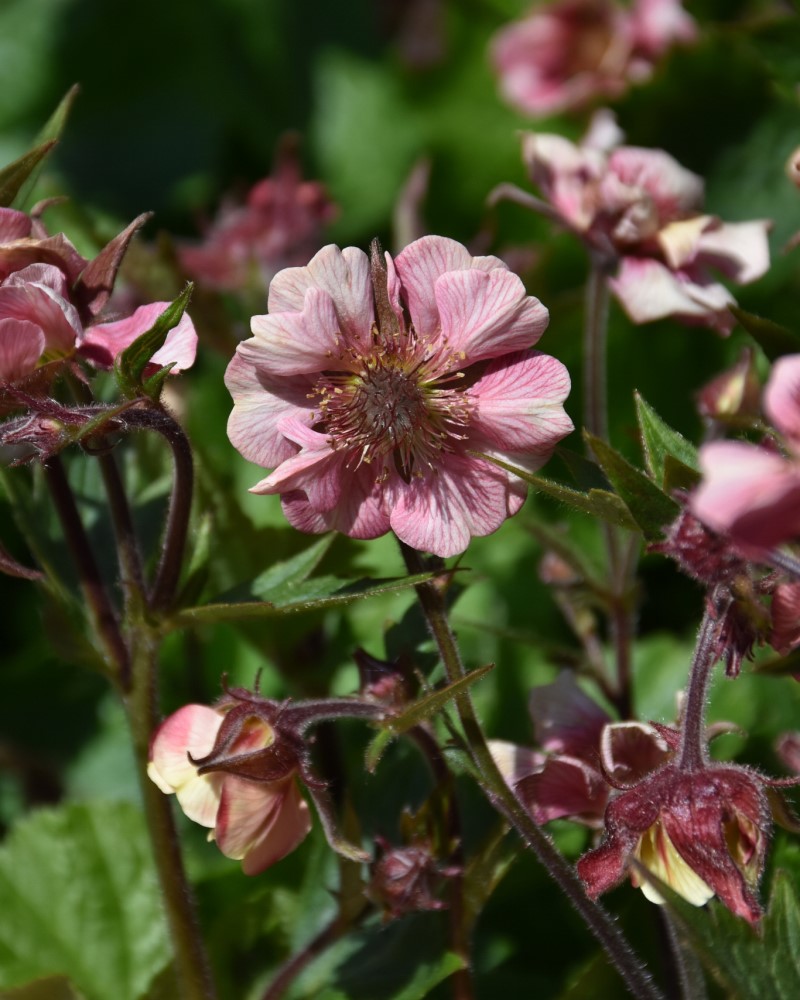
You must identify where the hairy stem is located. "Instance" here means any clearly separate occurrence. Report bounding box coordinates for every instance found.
[583,261,611,444]
[125,407,194,612]
[43,456,129,677]
[678,595,727,773]
[126,631,217,1000]
[399,542,664,1000]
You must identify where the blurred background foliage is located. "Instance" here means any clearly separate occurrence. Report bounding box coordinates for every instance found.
[2,1,800,998]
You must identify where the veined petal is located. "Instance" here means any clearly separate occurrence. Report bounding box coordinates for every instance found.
[696,220,771,285]
[610,256,734,329]
[435,269,549,363]
[393,235,506,337]
[80,301,198,372]
[249,420,343,511]
[468,350,573,452]
[608,147,704,220]
[529,672,609,757]
[215,776,288,861]
[0,282,81,355]
[267,245,373,349]
[488,739,544,786]
[240,781,312,875]
[0,208,32,242]
[387,455,515,557]
[280,463,391,540]
[633,822,714,906]
[0,319,45,381]
[251,287,347,375]
[517,754,608,825]
[600,722,671,784]
[225,346,314,468]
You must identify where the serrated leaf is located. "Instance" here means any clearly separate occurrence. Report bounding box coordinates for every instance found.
[170,571,433,627]
[659,869,800,999]
[14,85,79,208]
[0,801,171,1000]
[113,285,193,397]
[0,141,57,208]
[730,306,800,361]
[634,393,699,486]
[474,453,638,530]
[584,433,679,540]
[365,664,494,771]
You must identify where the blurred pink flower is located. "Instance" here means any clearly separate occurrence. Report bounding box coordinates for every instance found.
[691,355,800,548]
[179,137,336,293]
[226,235,573,557]
[148,703,312,875]
[491,0,695,118]
[516,116,771,332]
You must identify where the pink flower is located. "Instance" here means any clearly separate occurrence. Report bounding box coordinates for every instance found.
[691,355,800,548]
[516,118,771,333]
[148,703,312,875]
[491,0,695,118]
[179,137,336,293]
[225,236,573,557]
[78,301,198,374]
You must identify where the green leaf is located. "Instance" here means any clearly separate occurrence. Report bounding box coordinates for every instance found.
[14,84,79,208]
[659,869,800,999]
[461,825,518,933]
[0,976,84,1000]
[0,140,57,208]
[730,306,800,362]
[634,392,699,486]
[113,285,193,398]
[171,571,433,628]
[475,453,638,530]
[0,801,171,1000]
[584,433,679,540]
[365,664,494,771]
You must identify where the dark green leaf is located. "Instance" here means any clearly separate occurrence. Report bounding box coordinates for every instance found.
[730,306,800,362]
[0,140,57,208]
[0,802,171,1000]
[474,453,638,530]
[584,433,679,540]
[634,392,699,485]
[113,285,193,397]
[461,825,518,933]
[662,454,701,494]
[170,571,433,627]
[0,976,83,1000]
[14,84,79,208]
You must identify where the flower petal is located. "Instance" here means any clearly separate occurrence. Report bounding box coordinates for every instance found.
[250,287,347,375]
[528,672,609,757]
[610,256,734,330]
[267,245,373,349]
[696,220,771,285]
[393,235,506,337]
[764,354,800,443]
[240,780,312,875]
[214,776,288,861]
[435,269,550,363]
[80,302,198,372]
[0,281,81,355]
[0,208,33,242]
[0,318,45,381]
[517,754,608,825]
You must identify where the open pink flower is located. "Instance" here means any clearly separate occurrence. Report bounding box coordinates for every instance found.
[691,355,800,548]
[491,0,695,118]
[225,236,573,557]
[513,116,771,333]
[148,703,312,875]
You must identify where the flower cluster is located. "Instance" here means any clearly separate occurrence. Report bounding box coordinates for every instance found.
[225,235,573,557]
[506,114,771,332]
[0,206,197,391]
[491,0,696,118]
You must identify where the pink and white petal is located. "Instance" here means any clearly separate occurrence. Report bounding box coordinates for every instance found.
[696,220,771,285]
[225,347,314,467]
[387,456,514,557]
[148,705,224,791]
[249,421,343,511]
[240,781,312,875]
[251,287,348,375]
[0,283,81,354]
[468,350,573,452]
[174,773,225,829]
[267,245,373,349]
[521,132,605,230]
[435,269,549,363]
[691,440,800,547]
[80,302,197,371]
[630,0,698,58]
[0,208,33,242]
[215,776,287,861]
[764,354,800,442]
[0,319,45,381]
[610,257,733,327]
[608,147,704,219]
[394,235,506,337]
[488,739,544,785]
[280,463,391,540]
[5,263,69,297]
[657,215,713,270]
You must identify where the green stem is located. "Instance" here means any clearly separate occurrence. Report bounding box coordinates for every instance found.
[125,631,217,1000]
[399,541,664,1000]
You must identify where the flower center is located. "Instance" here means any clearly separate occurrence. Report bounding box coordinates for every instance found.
[311,339,472,481]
